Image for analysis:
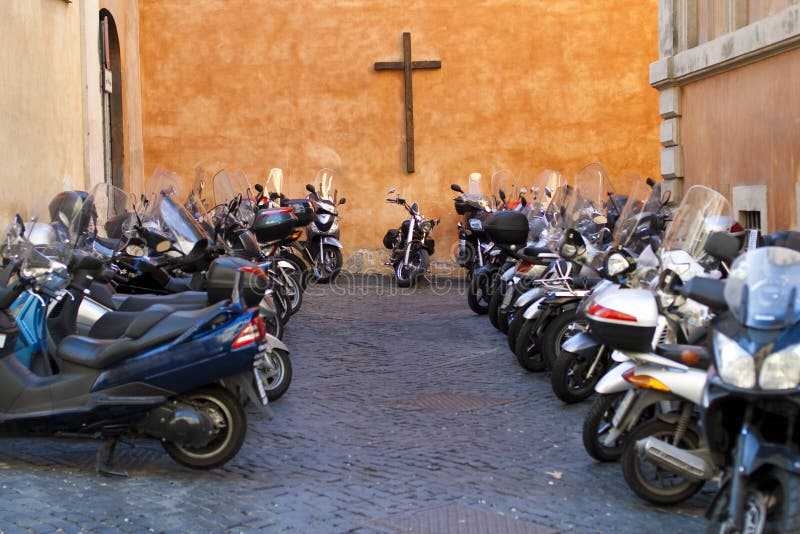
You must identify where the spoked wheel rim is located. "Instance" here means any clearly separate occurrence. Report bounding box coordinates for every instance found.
[565,354,602,395]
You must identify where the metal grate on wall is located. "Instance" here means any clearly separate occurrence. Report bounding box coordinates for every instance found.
[739,210,762,231]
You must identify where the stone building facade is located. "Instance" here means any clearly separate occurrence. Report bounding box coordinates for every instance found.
[652,0,800,232]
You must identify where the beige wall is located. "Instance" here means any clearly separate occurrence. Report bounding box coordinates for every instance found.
[681,47,800,231]
[0,1,85,221]
[138,0,661,268]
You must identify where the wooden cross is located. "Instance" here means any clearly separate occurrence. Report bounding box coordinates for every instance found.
[374,32,441,173]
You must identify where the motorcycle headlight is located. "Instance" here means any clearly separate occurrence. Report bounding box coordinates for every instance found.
[560,243,577,259]
[420,220,432,234]
[759,344,800,390]
[605,252,630,276]
[330,219,339,233]
[715,331,756,389]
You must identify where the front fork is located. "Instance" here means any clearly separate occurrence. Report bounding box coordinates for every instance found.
[403,217,416,266]
[729,406,754,528]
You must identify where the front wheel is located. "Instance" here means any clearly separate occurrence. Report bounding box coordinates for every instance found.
[395,248,429,288]
[708,468,800,534]
[550,344,605,404]
[582,392,627,462]
[540,312,585,371]
[162,386,247,470]
[311,244,343,284]
[513,318,546,372]
[467,267,495,315]
[621,418,704,505]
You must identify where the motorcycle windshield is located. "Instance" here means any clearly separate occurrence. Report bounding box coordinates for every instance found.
[265,167,285,198]
[4,196,78,294]
[724,247,800,329]
[146,168,186,208]
[85,182,135,242]
[661,185,731,268]
[490,169,520,210]
[564,163,616,244]
[543,184,576,249]
[468,172,484,197]
[185,167,212,225]
[315,168,338,203]
[529,169,564,213]
[610,176,659,251]
[212,169,255,226]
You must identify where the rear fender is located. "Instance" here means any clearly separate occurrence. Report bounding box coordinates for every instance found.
[522,296,546,319]
[515,287,545,308]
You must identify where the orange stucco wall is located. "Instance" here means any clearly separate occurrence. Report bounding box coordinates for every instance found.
[681,47,800,232]
[138,0,659,268]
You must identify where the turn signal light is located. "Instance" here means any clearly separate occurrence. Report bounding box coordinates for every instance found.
[587,303,637,322]
[622,368,671,392]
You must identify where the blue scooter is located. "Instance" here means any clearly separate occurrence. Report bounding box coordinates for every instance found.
[0,217,279,476]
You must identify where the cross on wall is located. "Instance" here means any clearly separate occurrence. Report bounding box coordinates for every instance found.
[374,32,442,173]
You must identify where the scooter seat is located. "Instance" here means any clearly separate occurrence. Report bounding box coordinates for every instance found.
[58,303,229,370]
[88,304,175,339]
[112,291,209,312]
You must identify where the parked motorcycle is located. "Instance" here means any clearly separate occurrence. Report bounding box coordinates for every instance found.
[450,172,492,280]
[0,203,269,474]
[383,188,439,287]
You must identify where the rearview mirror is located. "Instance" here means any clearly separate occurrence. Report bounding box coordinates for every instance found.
[545,186,552,199]
[306,184,316,193]
[254,184,264,193]
[411,202,419,214]
[338,198,346,205]
[387,188,396,194]
[498,188,506,202]
[450,184,464,193]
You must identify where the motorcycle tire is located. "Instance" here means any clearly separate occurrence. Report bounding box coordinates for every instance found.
[513,318,546,372]
[162,386,247,470]
[260,350,293,402]
[550,344,604,404]
[507,305,527,353]
[273,288,292,325]
[467,267,495,315]
[260,311,284,340]
[582,392,627,462]
[620,418,704,505]
[311,244,343,284]
[283,272,303,317]
[707,468,800,534]
[396,248,428,288]
[282,250,310,290]
[488,281,505,330]
[540,312,584,371]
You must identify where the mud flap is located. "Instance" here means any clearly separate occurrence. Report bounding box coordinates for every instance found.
[221,371,273,418]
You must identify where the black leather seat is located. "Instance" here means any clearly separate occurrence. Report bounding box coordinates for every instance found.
[112,291,209,312]
[58,303,228,369]
[88,304,174,339]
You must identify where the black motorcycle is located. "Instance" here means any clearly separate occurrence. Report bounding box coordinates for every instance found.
[383,189,438,287]
[679,238,800,533]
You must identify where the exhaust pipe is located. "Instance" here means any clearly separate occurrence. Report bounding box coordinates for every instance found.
[636,437,715,481]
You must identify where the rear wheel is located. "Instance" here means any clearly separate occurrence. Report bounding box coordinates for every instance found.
[162,386,246,470]
[259,350,292,401]
[507,304,528,352]
[621,418,704,505]
[488,281,505,330]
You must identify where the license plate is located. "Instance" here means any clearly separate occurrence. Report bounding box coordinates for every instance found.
[612,390,637,428]
[252,356,269,406]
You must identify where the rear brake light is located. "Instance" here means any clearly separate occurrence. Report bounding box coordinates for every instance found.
[232,316,267,349]
[588,303,637,322]
[622,368,671,392]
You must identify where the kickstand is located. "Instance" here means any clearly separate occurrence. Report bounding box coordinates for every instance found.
[96,439,128,478]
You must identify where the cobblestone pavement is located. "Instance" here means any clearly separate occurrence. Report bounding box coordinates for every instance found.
[0,277,710,533]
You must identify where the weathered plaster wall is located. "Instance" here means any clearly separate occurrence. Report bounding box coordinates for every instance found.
[0,1,84,221]
[139,0,659,268]
[681,46,800,231]
[97,0,146,194]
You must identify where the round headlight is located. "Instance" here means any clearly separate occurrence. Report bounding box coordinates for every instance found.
[715,331,756,389]
[560,243,577,259]
[606,252,630,276]
[126,243,145,257]
[759,344,800,390]
[420,221,433,234]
